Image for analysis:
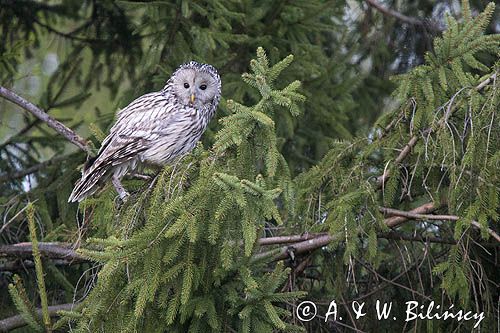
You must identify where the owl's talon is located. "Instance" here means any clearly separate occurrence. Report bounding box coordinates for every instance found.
[112,175,129,202]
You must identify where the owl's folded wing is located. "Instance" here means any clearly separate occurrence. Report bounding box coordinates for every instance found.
[68,136,149,202]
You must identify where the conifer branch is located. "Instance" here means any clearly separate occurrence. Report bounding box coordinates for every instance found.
[4,198,498,270]
[378,231,497,247]
[255,201,499,261]
[26,204,52,332]
[0,259,81,271]
[376,72,497,187]
[252,234,337,262]
[0,303,77,332]
[0,85,91,154]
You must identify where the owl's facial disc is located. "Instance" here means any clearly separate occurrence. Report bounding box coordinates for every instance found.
[173,68,219,109]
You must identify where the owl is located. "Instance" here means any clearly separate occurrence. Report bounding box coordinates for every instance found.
[68,61,221,202]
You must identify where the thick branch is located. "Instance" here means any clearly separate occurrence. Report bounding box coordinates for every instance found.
[0,86,91,154]
[0,259,82,271]
[257,233,327,246]
[0,303,77,332]
[381,202,438,227]
[254,201,499,261]
[252,234,337,262]
[0,242,84,262]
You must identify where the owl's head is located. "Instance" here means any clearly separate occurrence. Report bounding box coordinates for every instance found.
[169,61,221,110]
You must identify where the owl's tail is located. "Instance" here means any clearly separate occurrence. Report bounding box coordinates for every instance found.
[68,163,110,202]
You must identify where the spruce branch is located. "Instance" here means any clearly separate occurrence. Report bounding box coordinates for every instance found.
[0,259,83,272]
[0,85,91,154]
[0,303,78,332]
[257,233,327,246]
[378,231,457,245]
[255,201,499,262]
[377,72,497,187]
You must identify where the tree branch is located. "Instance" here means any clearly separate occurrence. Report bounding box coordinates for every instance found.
[0,242,84,262]
[378,231,456,245]
[254,201,499,262]
[0,86,91,154]
[365,0,425,26]
[380,206,500,242]
[2,200,497,271]
[257,233,327,246]
[376,73,497,188]
[252,234,338,262]
[0,303,78,332]
[0,259,83,271]
[381,202,438,227]
[0,155,69,183]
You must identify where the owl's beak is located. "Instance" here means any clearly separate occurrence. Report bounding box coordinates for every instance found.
[190,94,196,104]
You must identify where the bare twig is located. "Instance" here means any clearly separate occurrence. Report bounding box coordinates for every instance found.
[0,303,78,332]
[0,86,91,154]
[365,0,425,26]
[380,205,500,242]
[378,231,456,245]
[0,155,69,183]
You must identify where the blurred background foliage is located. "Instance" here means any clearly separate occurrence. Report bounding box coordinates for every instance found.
[0,0,498,332]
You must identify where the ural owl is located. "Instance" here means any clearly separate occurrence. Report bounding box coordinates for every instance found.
[69,61,221,202]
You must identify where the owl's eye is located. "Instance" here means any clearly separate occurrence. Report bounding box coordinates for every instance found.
[199,84,207,90]
[184,83,190,89]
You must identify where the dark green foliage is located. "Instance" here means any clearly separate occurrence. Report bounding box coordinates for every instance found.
[1,1,499,332]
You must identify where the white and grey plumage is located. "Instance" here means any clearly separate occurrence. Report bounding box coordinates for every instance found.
[68,61,221,202]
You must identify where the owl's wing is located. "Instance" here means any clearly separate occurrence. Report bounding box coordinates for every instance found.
[99,92,171,152]
[68,135,150,202]
[69,91,175,202]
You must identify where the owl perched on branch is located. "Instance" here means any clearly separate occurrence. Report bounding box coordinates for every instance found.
[69,61,221,202]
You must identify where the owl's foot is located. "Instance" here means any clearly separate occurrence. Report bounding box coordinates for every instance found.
[112,175,130,202]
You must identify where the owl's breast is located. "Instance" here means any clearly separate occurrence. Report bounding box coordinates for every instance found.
[140,106,212,165]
